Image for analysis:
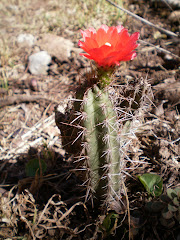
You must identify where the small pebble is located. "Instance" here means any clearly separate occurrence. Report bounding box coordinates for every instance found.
[28,51,51,75]
[29,78,38,91]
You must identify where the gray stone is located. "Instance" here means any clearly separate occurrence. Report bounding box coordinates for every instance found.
[17,33,36,47]
[28,51,51,75]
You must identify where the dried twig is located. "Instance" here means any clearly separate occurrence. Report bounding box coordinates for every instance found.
[139,39,180,60]
[106,0,179,38]
[0,94,59,108]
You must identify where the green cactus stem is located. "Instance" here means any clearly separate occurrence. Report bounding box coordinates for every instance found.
[97,67,114,87]
[82,85,122,206]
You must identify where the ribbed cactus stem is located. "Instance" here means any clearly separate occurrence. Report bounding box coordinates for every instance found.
[83,85,121,204]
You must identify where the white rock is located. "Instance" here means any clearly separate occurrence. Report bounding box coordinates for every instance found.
[28,51,51,75]
[17,33,36,47]
[164,54,173,60]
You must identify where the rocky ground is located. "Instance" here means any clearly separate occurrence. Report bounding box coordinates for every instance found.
[0,0,179,239]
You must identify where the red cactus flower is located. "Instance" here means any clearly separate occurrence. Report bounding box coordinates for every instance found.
[78,24,139,68]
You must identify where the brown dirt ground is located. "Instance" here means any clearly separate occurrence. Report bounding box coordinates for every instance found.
[0,0,180,239]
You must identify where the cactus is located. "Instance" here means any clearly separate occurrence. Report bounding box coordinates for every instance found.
[55,82,125,209]
[82,85,122,206]
[55,72,150,211]
[55,76,148,210]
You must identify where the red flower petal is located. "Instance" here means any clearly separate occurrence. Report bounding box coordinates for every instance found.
[79,25,139,68]
[81,28,96,40]
[78,38,98,52]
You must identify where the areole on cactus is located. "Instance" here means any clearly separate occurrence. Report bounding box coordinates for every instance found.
[55,24,141,210]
